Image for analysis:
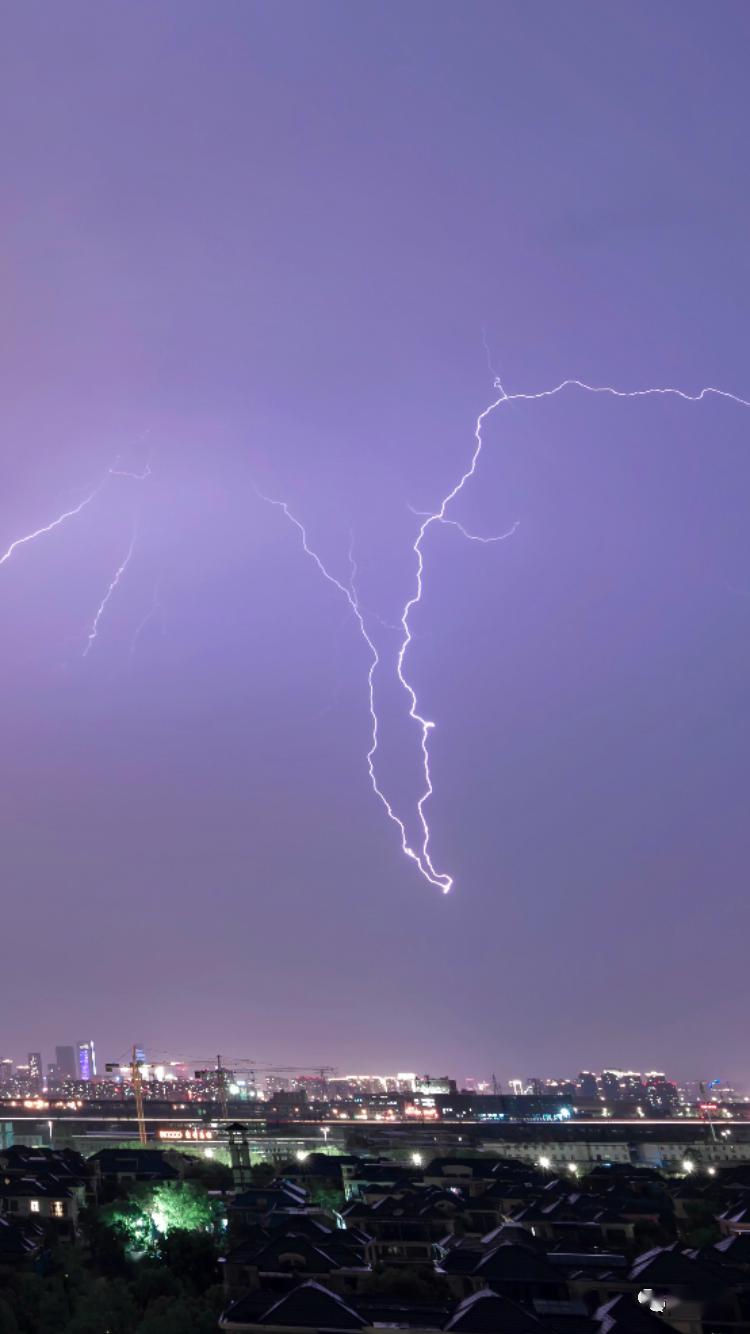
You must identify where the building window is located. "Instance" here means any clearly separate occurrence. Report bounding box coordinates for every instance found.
[30,1200,40,1213]
[52,1201,64,1218]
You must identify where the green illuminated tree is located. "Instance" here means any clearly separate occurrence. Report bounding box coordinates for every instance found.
[147,1181,217,1235]
[101,1180,220,1260]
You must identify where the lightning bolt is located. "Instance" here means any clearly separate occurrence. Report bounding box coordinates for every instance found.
[83,525,138,657]
[0,487,101,568]
[257,488,445,884]
[260,376,750,894]
[396,376,750,893]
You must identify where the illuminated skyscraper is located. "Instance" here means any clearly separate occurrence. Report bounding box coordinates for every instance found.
[27,1053,42,1090]
[77,1041,97,1081]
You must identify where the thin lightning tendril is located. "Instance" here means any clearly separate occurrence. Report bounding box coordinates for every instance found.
[2,452,151,660]
[408,504,520,545]
[130,580,163,659]
[109,462,152,481]
[83,526,138,658]
[257,488,436,880]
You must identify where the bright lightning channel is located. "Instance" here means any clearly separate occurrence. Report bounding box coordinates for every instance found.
[83,526,138,658]
[2,446,153,571]
[396,376,750,894]
[0,488,101,568]
[257,488,445,885]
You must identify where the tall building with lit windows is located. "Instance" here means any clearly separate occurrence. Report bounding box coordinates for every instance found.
[27,1053,42,1090]
[77,1041,97,1081]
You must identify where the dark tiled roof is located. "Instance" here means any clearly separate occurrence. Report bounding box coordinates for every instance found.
[480,1224,540,1249]
[474,1243,564,1284]
[445,1289,541,1333]
[629,1245,721,1292]
[87,1149,178,1178]
[2,1146,86,1179]
[239,1231,368,1275]
[1,1175,73,1199]
[255,1281,367,1329]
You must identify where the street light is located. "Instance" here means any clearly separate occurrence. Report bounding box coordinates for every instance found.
[538,1156,551,1170]
[411,1152,423,1167]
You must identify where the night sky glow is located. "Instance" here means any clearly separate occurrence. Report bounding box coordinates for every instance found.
[2,2,749,1081]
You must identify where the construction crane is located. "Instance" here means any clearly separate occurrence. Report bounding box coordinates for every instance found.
[105,1047,147,1144]
[187,1056,337,1108]
[216,1055,229,1120]
[130,1046,147,1145]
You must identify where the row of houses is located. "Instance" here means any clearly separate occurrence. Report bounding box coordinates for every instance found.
[220,1153,750,1332]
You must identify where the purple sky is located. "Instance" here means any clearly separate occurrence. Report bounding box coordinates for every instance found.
[2,2,749,1084]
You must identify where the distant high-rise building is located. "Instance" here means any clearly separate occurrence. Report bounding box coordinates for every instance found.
[0,1059,13,1086]
[27,1053,42,1089]
[644,1071,678,1113]
[601,1070,620,1098]
[55,1046,77,1079]
[77,1041,97,1081]
[579,1071,598,1098]
[619,1071,645,1099]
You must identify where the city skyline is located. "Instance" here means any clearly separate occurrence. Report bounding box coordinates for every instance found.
[0,1046,743,1096]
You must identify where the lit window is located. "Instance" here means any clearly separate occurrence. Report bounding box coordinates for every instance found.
[52,1201,64,1217]
[30,1200,40,1213]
